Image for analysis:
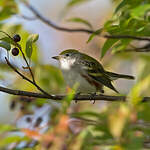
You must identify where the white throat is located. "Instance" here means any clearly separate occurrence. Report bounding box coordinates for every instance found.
[59,58,76,70]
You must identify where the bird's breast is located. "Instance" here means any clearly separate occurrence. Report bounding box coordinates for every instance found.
[62,69,96,93]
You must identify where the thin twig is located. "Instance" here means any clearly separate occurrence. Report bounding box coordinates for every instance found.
[104,35,150,41]
[5,57,51,97]
[117,48,150,53]
[116,43,150,53]
[5,57,32,83]
[17,14,36,21]
[15,43,36,83]
[23,1,94,34]
[104,35,150,53]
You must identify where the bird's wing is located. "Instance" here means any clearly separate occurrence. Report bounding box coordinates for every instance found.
[77,53,118,93]
[76,52,105,72]
[88,72,119,93]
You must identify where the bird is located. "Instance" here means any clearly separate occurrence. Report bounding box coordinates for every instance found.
[52,49,134,94]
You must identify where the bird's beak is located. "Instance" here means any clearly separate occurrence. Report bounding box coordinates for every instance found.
[52,56,59,60]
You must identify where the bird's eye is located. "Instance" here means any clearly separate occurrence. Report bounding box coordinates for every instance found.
[65,53,69,57]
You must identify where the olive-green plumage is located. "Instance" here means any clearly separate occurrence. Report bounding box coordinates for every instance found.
[52,49,134,93]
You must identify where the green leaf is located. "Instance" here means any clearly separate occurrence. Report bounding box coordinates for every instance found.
[3,24,22,35]
[131,4,150,19]
[101,39,118,58]
[25,34,39,58]
[0,0,18,21]
[38,64,64,92]
[0,41,11,51]
[123,134,143,150]
[67,17,93,29]
[87,28,102,43]
[129,75,150,105]
[115,0,127,13]
[0,124,16,134]
[0,136,29,148]
[62,84,78,113]
[26,41,32,58]
[0,37,16,46]
[71,111,101,119]
[31,34,39,43]
[112,39,131,53]
[66,0,90,8]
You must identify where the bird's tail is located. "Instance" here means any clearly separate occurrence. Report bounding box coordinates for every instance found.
[105,71,135,80]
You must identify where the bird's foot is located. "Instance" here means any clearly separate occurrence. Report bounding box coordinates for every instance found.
[88,92,97,104]
[75,92,81,103]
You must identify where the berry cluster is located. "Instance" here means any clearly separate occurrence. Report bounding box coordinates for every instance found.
[11,34,21,56]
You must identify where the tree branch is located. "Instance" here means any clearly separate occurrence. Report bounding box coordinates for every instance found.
[16,43,36,83]
[0,84,150,102]
[23,1,94,34]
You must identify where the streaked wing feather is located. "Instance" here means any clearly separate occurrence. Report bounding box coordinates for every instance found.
[77,52,118,93]
[88,74,118,93]
[77,52,105,72]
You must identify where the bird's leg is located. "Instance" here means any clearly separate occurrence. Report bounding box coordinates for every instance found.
[89,87,104,104]
[75,92,81,103]
[92,93,96,104]
[88,92,97,104]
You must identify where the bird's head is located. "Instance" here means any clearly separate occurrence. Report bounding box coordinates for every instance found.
[52,49,80,70]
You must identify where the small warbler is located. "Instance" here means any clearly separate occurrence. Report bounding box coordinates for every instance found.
[52,49,134,94]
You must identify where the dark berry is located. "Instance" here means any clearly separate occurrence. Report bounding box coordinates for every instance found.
[26,117,32,123]
[34,117,42,127]
[12,47,19,56]
[13,34,21,42]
